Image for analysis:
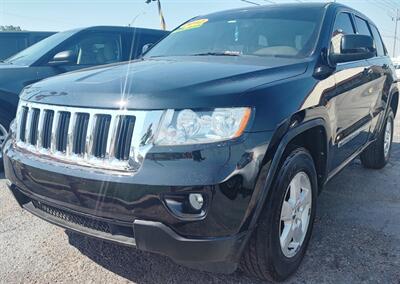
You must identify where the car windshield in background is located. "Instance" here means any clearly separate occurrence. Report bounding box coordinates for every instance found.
[5,30,75,66]
[146,6,325,59]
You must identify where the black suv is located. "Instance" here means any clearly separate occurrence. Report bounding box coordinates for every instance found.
[0,26,168,165]
[3,3,398,282]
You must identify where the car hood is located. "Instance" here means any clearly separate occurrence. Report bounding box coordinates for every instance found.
[0,62,27,69]
[21,56,309,109]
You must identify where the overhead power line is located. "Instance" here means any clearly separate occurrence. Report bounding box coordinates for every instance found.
[240,0,261,5]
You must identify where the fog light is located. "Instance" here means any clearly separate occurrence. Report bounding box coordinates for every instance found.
[188,193,204,210]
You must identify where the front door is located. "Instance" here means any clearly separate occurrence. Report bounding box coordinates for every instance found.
[328,12,376,171]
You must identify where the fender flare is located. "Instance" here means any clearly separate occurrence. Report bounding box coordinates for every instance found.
[388,84,399,117]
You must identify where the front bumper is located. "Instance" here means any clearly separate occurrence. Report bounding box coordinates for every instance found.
[8,183,246,273]
[3,131,271,272]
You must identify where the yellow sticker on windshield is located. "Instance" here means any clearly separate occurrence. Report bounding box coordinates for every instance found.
[173,19,208,33]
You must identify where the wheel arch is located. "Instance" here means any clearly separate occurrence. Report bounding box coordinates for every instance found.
[247,117,329,233]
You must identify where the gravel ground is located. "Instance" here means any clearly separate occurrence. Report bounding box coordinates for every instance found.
[0,113,399,284]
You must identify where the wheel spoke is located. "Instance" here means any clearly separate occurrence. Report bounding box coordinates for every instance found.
[281,201,293,222]
[299,188,311,208]
[292,223,303,243]
[281,224,294,251]
[289,174,301,203]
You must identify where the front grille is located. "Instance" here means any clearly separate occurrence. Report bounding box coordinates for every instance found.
[29,108,40,145]
[19,107,28,142]
[42,110,54,149]
[114,116,136,160]
[56,111,71,152]
[73,113,89,155]
[92,115,111,158]
[33,201,111,234]
[15,101,163,171]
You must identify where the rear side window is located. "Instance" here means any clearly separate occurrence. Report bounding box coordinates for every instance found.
[370,25,386,56]
[0,35,28,60]
[355,16,372,36]
[332,13,355,35]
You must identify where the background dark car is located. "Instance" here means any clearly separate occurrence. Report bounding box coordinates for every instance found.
[0,31,55,60]
[0,26,169,165]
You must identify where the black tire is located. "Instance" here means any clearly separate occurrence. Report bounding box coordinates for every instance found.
[241,148,318,282]
[360,109,394,169]
[0,109,13,171]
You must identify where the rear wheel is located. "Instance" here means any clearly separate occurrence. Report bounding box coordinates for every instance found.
[0,111,13,171]
[360,109,394,169]
[241,148,317,282]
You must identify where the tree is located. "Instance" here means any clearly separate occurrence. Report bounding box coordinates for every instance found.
[145,0,166,30]
[0,25,22,31]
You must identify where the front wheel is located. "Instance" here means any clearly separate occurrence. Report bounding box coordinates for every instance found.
[241,148,318,282]
[360,109,394,169]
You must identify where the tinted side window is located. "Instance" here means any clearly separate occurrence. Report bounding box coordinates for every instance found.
[131,32,164,59]
[370,25,385,56]
[0,35,28,59]
[332,13,355,35]
[355,16,372,36]
[331,13,355,54]
[58,32,122,66]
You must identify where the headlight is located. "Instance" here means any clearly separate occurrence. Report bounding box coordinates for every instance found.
[155,107,251,146]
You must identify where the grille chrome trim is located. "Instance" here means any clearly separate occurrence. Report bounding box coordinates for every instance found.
[16,101,164,172]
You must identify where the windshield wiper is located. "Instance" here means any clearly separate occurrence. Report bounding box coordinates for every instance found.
[191,52,240,57]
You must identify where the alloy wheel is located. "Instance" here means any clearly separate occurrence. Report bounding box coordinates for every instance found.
[0,123,8,159]
[384,117,393,159]
[279,171,312,258]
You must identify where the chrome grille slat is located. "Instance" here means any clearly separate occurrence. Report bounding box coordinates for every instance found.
[106,115,118,159]
[51,111,60,153]
[15,101,164,172]
[37,108,45,149]
[66,112,76,156]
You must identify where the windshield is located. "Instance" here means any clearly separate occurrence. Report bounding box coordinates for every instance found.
[5,30,76,65]
[146,6,325,59]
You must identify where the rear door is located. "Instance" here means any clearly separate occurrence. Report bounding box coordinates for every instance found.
[328,12,375,171]
[360,20,391,140]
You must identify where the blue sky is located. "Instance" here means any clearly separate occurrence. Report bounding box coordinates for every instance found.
[1,0,400,56]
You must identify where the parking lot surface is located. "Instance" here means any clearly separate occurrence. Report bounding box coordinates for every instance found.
[0,113,399,284]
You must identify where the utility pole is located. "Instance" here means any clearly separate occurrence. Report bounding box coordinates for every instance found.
[145,0,166,30]
[393,9,400,58]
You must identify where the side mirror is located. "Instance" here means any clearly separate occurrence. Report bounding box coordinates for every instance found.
[330,34,376,64]
[48,50,75,66]
[141,43,153,55]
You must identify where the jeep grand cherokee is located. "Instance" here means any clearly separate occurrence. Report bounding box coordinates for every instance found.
[3,3,398,282]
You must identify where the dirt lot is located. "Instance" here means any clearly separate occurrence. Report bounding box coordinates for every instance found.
[0,114,399,284]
